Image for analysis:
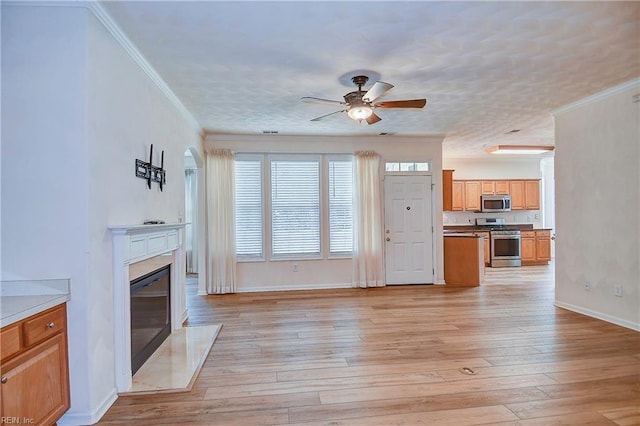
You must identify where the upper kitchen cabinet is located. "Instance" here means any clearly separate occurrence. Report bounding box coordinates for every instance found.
[481,180,509,195]
[464,181,481,211]
[510,180,540,210]
[443,170,541,212]
[525,180,540,210]
[443,170,464,211]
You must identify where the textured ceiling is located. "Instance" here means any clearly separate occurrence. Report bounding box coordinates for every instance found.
[101,1,639,158]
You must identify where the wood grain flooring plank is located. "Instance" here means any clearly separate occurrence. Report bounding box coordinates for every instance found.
[99,263,640,426]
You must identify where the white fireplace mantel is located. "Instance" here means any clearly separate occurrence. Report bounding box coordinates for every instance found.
[109,223,187,393]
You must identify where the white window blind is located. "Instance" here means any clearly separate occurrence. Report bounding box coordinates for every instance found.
[271,159,320,257]
[235,158,263,258]
[328,159,353,254]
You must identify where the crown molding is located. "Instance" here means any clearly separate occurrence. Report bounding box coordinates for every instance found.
[552,78,640,116]
[3,0,201,133]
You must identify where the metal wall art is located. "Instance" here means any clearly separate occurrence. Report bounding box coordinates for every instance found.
[135,144,167,191]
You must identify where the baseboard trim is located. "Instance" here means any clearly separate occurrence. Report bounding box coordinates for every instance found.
[554,300,640,331]
[58,387,118,425]
[237,282,352,293]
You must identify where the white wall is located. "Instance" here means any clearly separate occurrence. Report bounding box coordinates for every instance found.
[442,157,543,179]
[554,79,640,331]
[205,134,446,289]
[2,4,202,424]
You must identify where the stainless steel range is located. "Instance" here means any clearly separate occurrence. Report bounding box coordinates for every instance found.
[475,218,522,267]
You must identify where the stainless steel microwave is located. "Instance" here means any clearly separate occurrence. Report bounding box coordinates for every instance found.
[481,194,511,212]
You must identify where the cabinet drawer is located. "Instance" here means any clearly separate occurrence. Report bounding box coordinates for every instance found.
[1,324,22,361]
[536,230,551,238]
[521,231,536,238]
[23,305,66,347]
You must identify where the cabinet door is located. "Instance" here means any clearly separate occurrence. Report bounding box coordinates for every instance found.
[525,180,540,210]
[464,181,481,211]
[520,232,536,263]
[481,181,495,195]
[494,180,510,194]
[509,181,525,210]
[0,333,70,425]
[474,231,490,266]
[443,170,454,211]
[536,231,551,261]
[452,181,464,211]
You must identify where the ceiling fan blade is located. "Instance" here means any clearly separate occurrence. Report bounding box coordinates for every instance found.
[366,112,382,125]
[310,109,346,121]
[301,97,346,105]
[374,99,427,109]
[362,81,394,102]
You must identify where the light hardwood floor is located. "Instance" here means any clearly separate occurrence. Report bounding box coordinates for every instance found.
[99,263,640,425]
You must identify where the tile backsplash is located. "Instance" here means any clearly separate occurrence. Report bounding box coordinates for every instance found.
[443,211,542,227]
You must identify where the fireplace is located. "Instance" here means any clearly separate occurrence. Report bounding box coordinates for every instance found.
[109,223,187,392]
[130,265,171,375]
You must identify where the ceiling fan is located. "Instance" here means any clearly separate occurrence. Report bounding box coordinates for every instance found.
[301,75,426,125]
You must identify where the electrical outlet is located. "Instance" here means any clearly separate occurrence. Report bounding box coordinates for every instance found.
[614,285,623,297]
[534,213,540,220]
[584,281,591,291]
[293,263,299,272]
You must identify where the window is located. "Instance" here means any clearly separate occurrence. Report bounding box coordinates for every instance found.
[385,161,430,172]
[270,158,320,257]
[235,157,263,258]
[328,159,353,254]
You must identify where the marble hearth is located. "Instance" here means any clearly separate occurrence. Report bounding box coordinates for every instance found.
[109,223,187,393]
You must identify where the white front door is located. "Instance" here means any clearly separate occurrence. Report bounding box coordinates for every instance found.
[384,175,434,284]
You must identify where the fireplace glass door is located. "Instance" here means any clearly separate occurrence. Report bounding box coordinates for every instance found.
[130,265,171,375]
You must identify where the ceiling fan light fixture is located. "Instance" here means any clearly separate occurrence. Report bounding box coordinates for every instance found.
[487,145,555,155]
[347,105,373,121]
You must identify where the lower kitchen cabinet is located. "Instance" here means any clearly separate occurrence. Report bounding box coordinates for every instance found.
[473,231,490,266]
[521,230,551,265]
[0,304,70,426]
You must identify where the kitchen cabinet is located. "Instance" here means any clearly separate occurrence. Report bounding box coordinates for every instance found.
[472,231,490,266]
[452,181,464,211]
[1,304,70,425]
[442,171,540,212]
[521,230,551,265]
[510,180,540,210]
[443,170,454,211]
[509,180,525,210]
[464,181,481,211]
[525,180,540,210]
[481,180,509,195]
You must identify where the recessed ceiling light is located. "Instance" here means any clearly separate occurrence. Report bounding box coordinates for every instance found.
[487,145,554,155]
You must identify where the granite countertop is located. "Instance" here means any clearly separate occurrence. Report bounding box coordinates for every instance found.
[1,279,70,328]
[444,224,553,231]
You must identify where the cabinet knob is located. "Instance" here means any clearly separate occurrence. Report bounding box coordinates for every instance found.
[47,322,55,329]
[1,376,7,384]
[386,237,391,242]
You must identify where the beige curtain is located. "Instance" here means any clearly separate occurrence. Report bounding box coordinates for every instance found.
[352,151,385,288]
[205,149,236,294]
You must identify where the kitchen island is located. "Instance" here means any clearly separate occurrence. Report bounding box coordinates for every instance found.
[443,233,485,286]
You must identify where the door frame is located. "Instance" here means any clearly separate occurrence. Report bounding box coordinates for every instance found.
[383,172,436,285]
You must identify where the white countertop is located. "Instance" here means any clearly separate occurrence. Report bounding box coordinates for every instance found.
[1,279,70,328]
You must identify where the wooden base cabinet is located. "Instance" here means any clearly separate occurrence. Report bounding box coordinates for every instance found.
[0,305,70,426]
[521,230,551,265]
